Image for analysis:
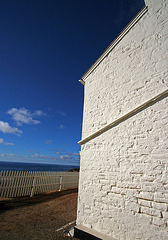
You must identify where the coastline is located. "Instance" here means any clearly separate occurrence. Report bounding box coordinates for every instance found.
[0,161,79,172]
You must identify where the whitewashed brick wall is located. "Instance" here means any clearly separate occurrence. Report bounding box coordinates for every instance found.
[77,0,168,239]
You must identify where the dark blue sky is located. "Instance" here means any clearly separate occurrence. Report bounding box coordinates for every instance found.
[0,0,144,165]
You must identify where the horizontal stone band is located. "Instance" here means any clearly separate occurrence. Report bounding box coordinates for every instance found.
[78,89,168,145]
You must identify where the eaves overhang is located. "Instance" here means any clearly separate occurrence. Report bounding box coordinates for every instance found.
[79,5,148,86]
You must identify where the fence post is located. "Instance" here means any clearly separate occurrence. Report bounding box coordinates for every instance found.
[59,175,62,191]
[30,176,36,197]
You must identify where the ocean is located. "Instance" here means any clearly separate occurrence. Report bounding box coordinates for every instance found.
[0,161,79,172]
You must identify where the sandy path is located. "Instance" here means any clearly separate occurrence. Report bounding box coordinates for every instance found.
[0,188,78,240]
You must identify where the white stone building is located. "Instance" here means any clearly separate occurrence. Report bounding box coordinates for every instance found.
[75,0,168,239]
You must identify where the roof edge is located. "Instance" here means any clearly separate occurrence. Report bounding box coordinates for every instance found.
[79,79,85,85]
[79,5,148,83]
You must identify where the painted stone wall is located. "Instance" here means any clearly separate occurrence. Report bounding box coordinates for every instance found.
[77,0,168,239]
[81,0,168,140]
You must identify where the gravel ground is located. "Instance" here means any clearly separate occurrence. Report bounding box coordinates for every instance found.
[0,188,79,240]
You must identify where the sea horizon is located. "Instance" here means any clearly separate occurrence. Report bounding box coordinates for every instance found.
[0,161,79,172]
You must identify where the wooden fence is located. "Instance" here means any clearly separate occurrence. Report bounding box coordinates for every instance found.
[0,171,79,198]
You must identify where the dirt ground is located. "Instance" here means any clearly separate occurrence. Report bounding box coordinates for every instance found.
[0,188,79,240]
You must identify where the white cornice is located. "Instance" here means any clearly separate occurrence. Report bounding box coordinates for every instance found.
[79,79,85,85]
[79,5,148,85]
[78,89,168,145]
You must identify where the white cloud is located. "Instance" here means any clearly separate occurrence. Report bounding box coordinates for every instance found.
[45,139,52,144]
[30,153,79,163]
[52,149,79,158]
[58,124,65,129]
[33,110,45,116]
[58,111,66,116]
[0,153,15,157]
[31,154,56,160]
[58,155,76,162]
[0,138,14,146]
[0,120,22,135]
[51,148,65,152]
[8,153,15,156]
[66,152,79,156]
[7,107,45,126]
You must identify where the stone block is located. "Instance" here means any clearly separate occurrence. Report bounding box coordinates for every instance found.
[141,206,162,218]
[137,192,154,201]
[152,202,167,211]
[163,211,168,219]
[138,199,152,208]
[152,217,166,227]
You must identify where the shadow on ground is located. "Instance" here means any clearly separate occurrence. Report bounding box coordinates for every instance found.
[0,188,79,240]
[0,188,78,213]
